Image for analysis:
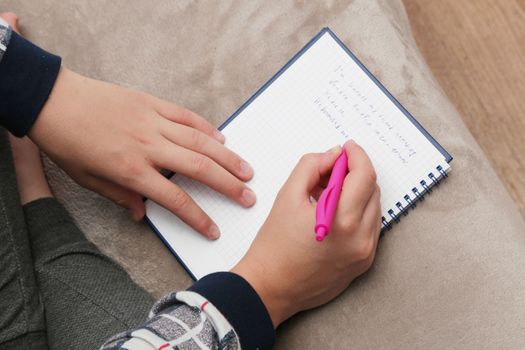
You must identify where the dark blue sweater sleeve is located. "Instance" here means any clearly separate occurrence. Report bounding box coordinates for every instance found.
[189,272,276,349]
[0,31,61,137]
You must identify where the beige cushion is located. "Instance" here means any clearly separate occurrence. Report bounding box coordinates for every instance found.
[6,0,525,348]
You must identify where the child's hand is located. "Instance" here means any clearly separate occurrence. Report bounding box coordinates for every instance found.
[232,140,381,327]
[29,67,255,239]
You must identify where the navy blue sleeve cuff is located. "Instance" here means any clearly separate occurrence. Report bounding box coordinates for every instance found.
[189,272,276,349]
[0,31,61,137]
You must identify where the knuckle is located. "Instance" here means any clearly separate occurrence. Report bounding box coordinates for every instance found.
[361,252,375,271]
[180,108,195,122]
[299,153,317,166]
[367,167,378,185]
[130,90,148,103]
[195,216,212,233]
[337,213,359,233]
[364,247,377,269]
[189,129,207,149]
[130,90,147,102]
[181,109,206,129]
[192,113,211,129]
[375,185,382,202]
[118,157,144,185]
[352,238,375,264]
[170,190,191,211]
[189,155,210,176]
[361,168,377,192]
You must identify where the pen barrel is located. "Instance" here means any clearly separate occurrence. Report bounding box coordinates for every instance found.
[314,150,348,240]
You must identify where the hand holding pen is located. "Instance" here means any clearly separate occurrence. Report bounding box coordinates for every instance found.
[232,140,381,327]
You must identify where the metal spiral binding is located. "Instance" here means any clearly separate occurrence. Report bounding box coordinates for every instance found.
[404,194,416,209]
[413,187,423,200]
[396,201,408,216]
[381,164,447,231]
[420,180,432,193]
[388,209,399,223]
[437,165,448,178]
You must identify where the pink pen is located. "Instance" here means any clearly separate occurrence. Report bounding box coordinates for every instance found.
[315,148,348,241]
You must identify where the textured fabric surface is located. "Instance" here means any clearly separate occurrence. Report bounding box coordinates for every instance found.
[102,272,276,349]
[0,130,48,348]
[0,17,11,60]
[0,132,153,350]
[2,0,524,348]
[103,289,241,350]
[1,129,236,350]
[0,31,62,137]
[23,197,154,350]
[188,272,275,349]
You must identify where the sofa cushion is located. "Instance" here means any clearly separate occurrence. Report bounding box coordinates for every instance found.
[5,0,525,348]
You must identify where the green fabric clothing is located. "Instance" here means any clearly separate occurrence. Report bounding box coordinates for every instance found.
[0,130,154,350]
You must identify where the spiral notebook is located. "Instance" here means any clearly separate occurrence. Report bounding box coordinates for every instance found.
[145,28,452,280]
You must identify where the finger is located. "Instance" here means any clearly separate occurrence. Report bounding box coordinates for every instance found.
[338,140,377,219]
[334,185,381,267]
[284,146,341,200]
[137,169,220,239]
[310,174,331,202]
[354,185,382,264]
[1,12,20,33]
[154,100,225,143]
[359,185,382,243]
[311,185,325,202]
[84,176,145,221]
[154,141,256,208]
[319,172,330,188]
[160,121,253,181]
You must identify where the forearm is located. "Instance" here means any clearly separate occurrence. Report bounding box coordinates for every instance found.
[101,272,275,350]
[0,18,61,136]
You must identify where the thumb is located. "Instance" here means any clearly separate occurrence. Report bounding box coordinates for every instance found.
[284,146,342,200]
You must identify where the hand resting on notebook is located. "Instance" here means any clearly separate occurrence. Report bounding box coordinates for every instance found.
[28,67,256,239]
[232,140,381,327]
[2,20,255,240]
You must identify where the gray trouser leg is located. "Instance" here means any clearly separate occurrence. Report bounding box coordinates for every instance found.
[23,198,154,350]
[0,129,48,349]
[0,129,154,350]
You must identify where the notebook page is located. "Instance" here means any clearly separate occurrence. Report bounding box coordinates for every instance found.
[146,32,450,279]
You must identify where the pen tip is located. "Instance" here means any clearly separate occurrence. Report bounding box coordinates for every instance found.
[315,227,327,241]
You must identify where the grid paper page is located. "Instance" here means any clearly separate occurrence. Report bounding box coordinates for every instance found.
[146,32,450,279]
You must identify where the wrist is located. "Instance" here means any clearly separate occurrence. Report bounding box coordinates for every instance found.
[189,272,276,349]
[28,66,73,144]
[231,256,294,328]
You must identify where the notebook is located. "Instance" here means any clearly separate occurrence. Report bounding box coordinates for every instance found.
[145,28,452,280]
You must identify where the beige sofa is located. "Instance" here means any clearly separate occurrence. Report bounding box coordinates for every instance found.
[5,0,525,348]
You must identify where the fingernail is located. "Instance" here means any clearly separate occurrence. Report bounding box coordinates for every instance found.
[214,130,225,143]
[239,160,253,177]
[241,188,256,206]
[208,224,221,239]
